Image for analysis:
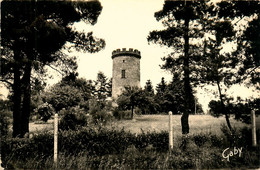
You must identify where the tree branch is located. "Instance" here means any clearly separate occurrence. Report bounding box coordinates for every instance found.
[246,66,259,76]
[46,64,64,76]
[0,79,13,86]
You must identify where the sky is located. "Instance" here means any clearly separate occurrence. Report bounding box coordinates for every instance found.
[66,0,258,111]
[1,0,259,112]
[68,0,171,87]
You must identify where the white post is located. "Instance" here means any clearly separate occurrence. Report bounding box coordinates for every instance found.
[169,111,173,150]
[54,113,58,166]
[195,98,197,115]
[251,110,257,147]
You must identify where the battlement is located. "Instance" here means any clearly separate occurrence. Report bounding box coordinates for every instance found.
[112,48,141,59]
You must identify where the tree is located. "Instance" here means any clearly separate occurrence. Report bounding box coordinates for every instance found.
[142,80,157,114]
[155,77,167,113]
[154,74,203,115]
[209,98,260,124]
[60,72,94,103]
[237,15,260,86]
[200,1,260,132]
[93,71,112,102]
[117,86,146,119]
[201,20,236,132]
[42,74,93,113]
[1,1,105,137]
[144,80,154,96]
[35,102,54,122]
[148,1,208,134]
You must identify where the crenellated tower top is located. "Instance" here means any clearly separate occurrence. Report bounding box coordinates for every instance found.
[112,48,141,59]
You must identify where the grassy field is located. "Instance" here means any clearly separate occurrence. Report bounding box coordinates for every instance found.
[4,114,260,169]
[30,114,260,136]
[109,114,260,136]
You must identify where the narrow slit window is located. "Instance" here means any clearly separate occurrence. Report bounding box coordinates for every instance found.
[121,70,126,78]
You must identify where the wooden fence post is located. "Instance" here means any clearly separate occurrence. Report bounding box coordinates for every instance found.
[169,111,173,150]
[251,110,257,147]
[54,113,58,166]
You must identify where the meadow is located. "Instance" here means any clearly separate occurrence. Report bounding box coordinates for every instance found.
[109,114,258,135]
[30,114,259,135]
[2,114,260,169]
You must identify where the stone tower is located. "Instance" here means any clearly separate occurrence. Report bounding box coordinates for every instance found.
[111,48,141,98]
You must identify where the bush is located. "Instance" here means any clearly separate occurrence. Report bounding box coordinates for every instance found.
[34,102,55,122]
[1,131,53,169]
[193,133,210,147]
[220,124,260,148]
[88,99,113,124]
[112,108,131,120]
[0,110,11,137]
[91,109,113,125]
[2,125,260,169]
[59,106,90,131]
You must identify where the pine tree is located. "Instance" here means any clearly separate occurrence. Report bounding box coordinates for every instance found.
[148,1,209,134]
[1,1,105,137]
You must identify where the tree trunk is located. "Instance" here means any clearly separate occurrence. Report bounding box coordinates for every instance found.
[12,52,22,137]
[21,61,32,137]
[131,104,134,119]
[216,80,233,132]
[181,12,191,135]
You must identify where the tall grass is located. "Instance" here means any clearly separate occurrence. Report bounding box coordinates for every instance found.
[1,124,260,169]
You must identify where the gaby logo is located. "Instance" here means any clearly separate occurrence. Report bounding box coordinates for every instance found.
[222,147,243,162]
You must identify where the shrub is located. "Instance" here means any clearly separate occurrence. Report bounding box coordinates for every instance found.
[136,130,168,152]
[112,107,120,119]
[193,133,210,147]
[1,131,53,169]
[88,99,113,124]
[220,124,260,148]
[91,109,113,125]
[2,125,260,169]
[210,134,223,147]
[59,106,90,131]
[34,102,55,122]
[0,110,11,137]
[112,108,132,120]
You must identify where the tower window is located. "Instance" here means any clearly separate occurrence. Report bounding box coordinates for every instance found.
[123,60,125,63]
[121,70,126,78]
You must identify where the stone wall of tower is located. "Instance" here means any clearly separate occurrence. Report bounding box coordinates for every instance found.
[112,48,141,98]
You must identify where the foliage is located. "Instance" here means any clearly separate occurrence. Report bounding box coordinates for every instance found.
[59,106,90,131]
[116,77,203,116]
[0,99,12,137]
[34,102,55,122]
[220,124,260,148]
[2,125,260,169]
[42,75,93,112]
[1,0,105,137]
[0,111,11,138]
[209,98,260,124]
[198,1,260,131]
[93,71,112,102]
[144,80,155,96]
[216,1,260,87]
[148,0,212,134]
[148,0,260,134]
[88,99,113,125]
[112,108,132,120]
[154,75,203,115]
[238,17,260,85]
[44,84,85,112]
[1,131,54,169]
[60,73,94,102]
[117,86,148,119]
[141,80,158,114]
[209,100,223,117]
